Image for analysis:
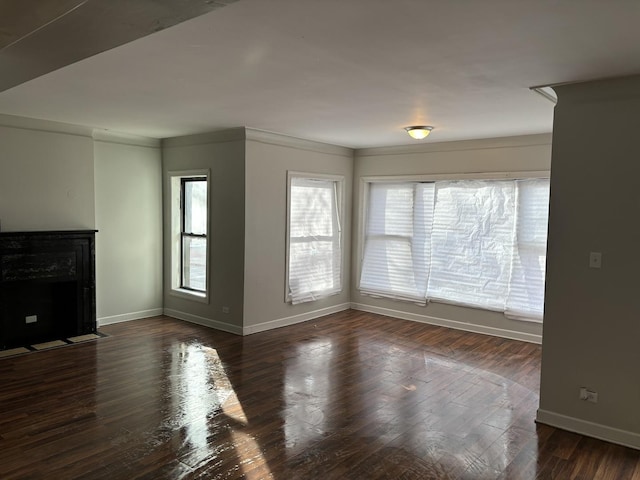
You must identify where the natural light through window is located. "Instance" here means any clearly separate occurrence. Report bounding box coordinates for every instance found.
[171,344,271,478]
[359,176,549,321]
[286,173,343,304]
[181,178,207,292]
[169,170,209,301]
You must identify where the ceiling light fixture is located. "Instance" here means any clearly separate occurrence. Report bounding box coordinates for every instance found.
[404,126,434,140]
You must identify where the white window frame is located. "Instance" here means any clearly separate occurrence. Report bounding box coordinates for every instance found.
[357,171,549,320]
[285,171,345,304]
[168,169,211,303]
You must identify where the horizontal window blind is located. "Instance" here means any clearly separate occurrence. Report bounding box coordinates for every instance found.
[427,180,515,311]
[359,183,433,303]
[505,179,550,321]
[359,177,550,322]
[288,177,342,304]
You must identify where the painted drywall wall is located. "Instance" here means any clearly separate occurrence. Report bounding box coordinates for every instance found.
[162,129,246,332]
[0,116,95,231]
[352,135,552,342]
[243,130,353,331]
[94,133,163,324]
[538,76,640,447]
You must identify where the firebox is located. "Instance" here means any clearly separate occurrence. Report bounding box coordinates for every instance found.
[0,230,97,349]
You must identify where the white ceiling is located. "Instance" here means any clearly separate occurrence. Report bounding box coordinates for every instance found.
[0,0,233,92]
[1,0,640,148]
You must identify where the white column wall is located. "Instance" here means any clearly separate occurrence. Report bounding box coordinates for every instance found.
[94,133,163,324]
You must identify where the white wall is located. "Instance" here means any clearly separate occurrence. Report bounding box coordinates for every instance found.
[0,115,95,231]
[538,76,640,448]
[0,113,556,345]
[94,131,163,324]
[0,115,163,326]
[243,129,353,333]
[352,134,552,342]
[162,129,246,333]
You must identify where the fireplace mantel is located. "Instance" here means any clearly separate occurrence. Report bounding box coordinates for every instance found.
[0,230,97,349]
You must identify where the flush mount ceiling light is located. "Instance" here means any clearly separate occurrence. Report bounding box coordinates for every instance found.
[404,126,434,140]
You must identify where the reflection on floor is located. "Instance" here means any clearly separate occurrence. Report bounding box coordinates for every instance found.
[0,332,106,358]
[0,310,638,479]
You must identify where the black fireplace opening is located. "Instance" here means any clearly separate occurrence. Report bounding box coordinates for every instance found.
[0,230,97,350]
[1,280,79,348]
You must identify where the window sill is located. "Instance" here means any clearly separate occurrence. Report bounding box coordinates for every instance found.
[358,290,542,323]
[286,288,341,305]
[169,288,209,304]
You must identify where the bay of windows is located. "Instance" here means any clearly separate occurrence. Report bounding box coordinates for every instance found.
[359,177,549,321]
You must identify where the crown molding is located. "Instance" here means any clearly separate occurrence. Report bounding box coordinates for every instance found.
[92,129,160,148]
[161,127,246,148]
[553,74,640,104]
[355,133,552,158]
[0,113,93,138]
[162,127,353,156]
[246,127,353,157]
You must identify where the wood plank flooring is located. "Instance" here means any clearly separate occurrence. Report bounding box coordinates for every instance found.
[0,310,638,479]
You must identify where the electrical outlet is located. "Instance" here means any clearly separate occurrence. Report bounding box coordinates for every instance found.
[25,315,37,324]
[589,252,602,269]
[579,387,598,403]
[222,306,230,314]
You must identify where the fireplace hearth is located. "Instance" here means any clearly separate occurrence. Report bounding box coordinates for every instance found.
[0,230,97,349]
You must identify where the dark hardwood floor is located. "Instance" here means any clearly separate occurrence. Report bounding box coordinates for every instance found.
[0,310,638,479]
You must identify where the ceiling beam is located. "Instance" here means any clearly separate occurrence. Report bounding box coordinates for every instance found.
[0,0,237,92]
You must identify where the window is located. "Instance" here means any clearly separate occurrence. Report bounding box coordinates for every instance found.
[359,177,549,321]
[181,178,207,292]
[359,182,433,303]
[286,173,343,304]
[169,171,209,300]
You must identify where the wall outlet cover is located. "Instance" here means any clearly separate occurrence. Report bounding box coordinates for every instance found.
[589,252,602,269]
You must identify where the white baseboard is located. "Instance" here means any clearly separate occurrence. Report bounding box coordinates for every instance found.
[536,409,640,450]
[243,303,351,335]
[163,308,243,336]
[98,308,163,326]
[350,303,542,344]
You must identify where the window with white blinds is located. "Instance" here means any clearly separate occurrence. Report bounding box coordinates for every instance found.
[359,183,433,304]
[359,177,549,321]
[505,179,550,320]
[427,180,516,311]
[287,175,343,304]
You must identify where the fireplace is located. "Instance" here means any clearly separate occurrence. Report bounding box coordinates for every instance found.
[0,230,97,349]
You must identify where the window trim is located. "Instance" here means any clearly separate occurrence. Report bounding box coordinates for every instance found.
[356,171,549,319]
[179,177,208,293]
[285,171,345,304]
[168,169,210,303]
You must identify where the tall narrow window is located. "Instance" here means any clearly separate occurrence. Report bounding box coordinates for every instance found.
[287,174,343,304]
[169,170,209,300]
[181,178,207,292]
